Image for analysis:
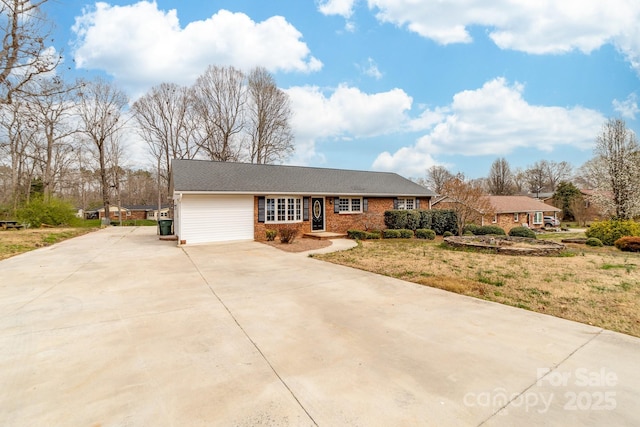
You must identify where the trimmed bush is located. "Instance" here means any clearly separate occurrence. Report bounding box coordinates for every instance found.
[443,231,453,238]
[509,226,536,239]
[265,229,277,241]
[614,236,640,252]
[366,231,381,239]
[473,225,506,236]
[463,231,474,236]
[585,220,640,246]
[463,224,480,235]
[406,210,421,231]
[347,229,367,240]
[585,237,603,247]
[398,229,414,238]
[383,229,402,239]
[416,228,436,240]
[384,210,408,229]
[276,224,298,244]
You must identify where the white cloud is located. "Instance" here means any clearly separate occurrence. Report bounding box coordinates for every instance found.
[368,0,640,72]
[613,93,639,120]
[71,2,322,97]
[359,57,382,80]
[285,84,412,164]
[372,78,605,177]
[318,0,357,18]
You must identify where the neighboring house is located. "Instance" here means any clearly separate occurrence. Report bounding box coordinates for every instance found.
[487,196,561,232]
[97,206,129,220]
[125,205,170,220]
[170,159,436,245]
[432,195,561,233]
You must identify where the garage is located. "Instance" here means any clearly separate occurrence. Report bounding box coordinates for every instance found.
[176,194,254,245]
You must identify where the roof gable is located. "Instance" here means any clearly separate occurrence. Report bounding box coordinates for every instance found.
[171,160,436,197]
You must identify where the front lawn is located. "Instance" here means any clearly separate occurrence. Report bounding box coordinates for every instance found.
[315,237,640,337]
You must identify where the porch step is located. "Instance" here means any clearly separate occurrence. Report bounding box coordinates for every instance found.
[303,232,347,240]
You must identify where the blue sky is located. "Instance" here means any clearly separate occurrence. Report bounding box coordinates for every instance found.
[43,0,640,180]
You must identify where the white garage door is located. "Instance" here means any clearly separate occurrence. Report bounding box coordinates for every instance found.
[179,195,254,244]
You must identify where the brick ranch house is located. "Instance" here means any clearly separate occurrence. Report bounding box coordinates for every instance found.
[432,195,561,234]
[170,159,436,245]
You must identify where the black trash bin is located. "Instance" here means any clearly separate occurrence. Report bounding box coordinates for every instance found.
[159,219,173,236]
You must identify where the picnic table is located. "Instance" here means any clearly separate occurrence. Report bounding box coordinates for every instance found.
[0,220,24,230]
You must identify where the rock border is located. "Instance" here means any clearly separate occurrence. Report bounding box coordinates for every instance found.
[444,235,566,256]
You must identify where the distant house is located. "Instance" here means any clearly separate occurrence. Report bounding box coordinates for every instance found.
[170,159,436,245]
[432,195,561,233]
[487,196,561,232]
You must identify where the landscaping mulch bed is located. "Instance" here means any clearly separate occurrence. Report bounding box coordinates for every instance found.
[262,238,332,253]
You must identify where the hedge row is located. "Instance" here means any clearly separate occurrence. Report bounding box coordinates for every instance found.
[384,209,457,235]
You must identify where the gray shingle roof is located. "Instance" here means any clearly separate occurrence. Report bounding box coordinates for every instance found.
[171,159,436,197]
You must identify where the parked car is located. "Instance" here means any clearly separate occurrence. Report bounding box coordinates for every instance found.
[544,216,560,227]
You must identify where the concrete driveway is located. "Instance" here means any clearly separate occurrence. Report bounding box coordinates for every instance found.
[1,226,639,426]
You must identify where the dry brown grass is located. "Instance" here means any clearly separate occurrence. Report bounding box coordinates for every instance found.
[316,237,640,337]
[0,228,97,261]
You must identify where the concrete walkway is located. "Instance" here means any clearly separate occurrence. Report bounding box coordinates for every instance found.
[0,226,638,426]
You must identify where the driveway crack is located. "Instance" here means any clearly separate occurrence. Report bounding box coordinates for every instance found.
[183,248,319,426]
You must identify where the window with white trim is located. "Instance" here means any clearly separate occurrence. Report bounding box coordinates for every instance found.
[492,214,498,223]
[513,213,519,222]
[266,196,302,223]
[533,211,543,225]
[338,197,363,213]
[396,197,416,210]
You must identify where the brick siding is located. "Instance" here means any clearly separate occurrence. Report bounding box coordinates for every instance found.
[253,196,430,241]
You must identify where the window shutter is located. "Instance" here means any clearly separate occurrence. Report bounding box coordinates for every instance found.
[363,198,368,212]
[303,197,309,221]
[258,197,265,223]
[393,198,399,210]
[334,197,340,213]
[415,199,420,209]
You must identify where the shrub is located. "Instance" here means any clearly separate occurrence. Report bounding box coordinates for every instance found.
[614,236,640,252]
[398,229,414,238]
[406,210,421,231]
[265,229,277,241]
[585,220,640,246]
[383,229,402,239]
[473,225,506,236]
[366,231,381,239]
[384,210,408,229]
[586,237,603,247]
[416,228,436,240]
[443,231,453,238]
[419,210,433,230]
[16,197,75,228]
[347,229,368,240]
[463,231,474,236]
[276,224,299,244]
[463,224,480,235]
[432,209,458,235]
[509,226,536,239]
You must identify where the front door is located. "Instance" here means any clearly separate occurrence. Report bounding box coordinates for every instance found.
[311,197,324,231]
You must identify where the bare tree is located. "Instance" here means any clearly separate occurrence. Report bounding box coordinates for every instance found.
[423,165,453,194]
[543,160,572,192]
[487,157,514,195]
[0,0,61,104]
[593,118,640,219]
[246,67,294,164]
[525,162,547,197]
[0,98,38,210]
[76,78,128,223]
[440,174,495,235]
[132,82,199,196]
[512,167,527,194]
[192,65,246,161]
[22,78,77,201]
